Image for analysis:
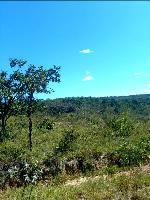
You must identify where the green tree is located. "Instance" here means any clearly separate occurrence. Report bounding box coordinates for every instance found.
[10,59,61,150]
[0,61,26,141]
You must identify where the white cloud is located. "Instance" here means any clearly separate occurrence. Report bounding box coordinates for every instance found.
[146,83,150,87]
[80,49,94,54]
[82,71,94,81]
[134,72,142,76]
[82,71,93,81]
[83,75,94,81]
[144,89,150,93]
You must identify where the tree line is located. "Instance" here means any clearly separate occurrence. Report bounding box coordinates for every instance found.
[34,94,150,122]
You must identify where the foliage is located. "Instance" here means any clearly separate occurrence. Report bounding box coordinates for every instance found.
[109,136,150,167]
[34,95,150,122]
[1,95,150,195]
[0,66,26,141]
[0,159,43,189]
[37,118,54,130]
[7,58,61,150]
[54,129,77,155]
[1,168,150,200]
[109,113,134,137]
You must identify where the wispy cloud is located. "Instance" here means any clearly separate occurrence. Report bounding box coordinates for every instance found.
[83,75,93,81]
[80,49,94,54]
[134,72,142,76]
[82,72,94,81]
[144,89,150,93]
[146,83,150,87]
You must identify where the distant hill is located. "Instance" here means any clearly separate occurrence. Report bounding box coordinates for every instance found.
[36,94,150,121]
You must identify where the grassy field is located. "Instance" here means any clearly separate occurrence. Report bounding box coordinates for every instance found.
[1,164,150,200]
[1,96,150,199]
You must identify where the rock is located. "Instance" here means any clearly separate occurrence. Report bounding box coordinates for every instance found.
[43,157,61,176]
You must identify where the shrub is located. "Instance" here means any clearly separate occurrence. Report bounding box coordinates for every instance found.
[37,118,54,130]
[19,160,43,185]
[0,125,13,141]
[109,142,147,167]
[110,113,134,137]
[137,135,150,154]
[0,160,43,189]
[54,129,76,155]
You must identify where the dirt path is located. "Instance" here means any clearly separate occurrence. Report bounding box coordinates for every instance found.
[64,164,150,187]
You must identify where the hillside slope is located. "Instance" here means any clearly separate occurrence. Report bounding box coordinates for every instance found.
[1,94,150,199]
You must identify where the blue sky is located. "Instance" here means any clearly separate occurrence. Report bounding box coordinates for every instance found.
[1,1,150,99]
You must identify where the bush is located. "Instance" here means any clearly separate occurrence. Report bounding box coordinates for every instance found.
[54,129,76,155]
[108,142,147,167]
[0,159,43,189]
[37,118,54,130]
[110,113,134,137]
[0,125,13,141]
[19,160,43,185]
[137,135,150,154]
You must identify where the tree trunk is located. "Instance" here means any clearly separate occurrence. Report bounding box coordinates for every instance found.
[0,115,6,142]
[27,93,33,151]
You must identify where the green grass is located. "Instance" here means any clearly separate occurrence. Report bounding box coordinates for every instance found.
[1,113,150,168]
[1,167,150,200]
[1,111,150,199]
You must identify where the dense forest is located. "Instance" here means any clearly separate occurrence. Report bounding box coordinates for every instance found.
[1,94,150,199]
[37,94,150,121]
